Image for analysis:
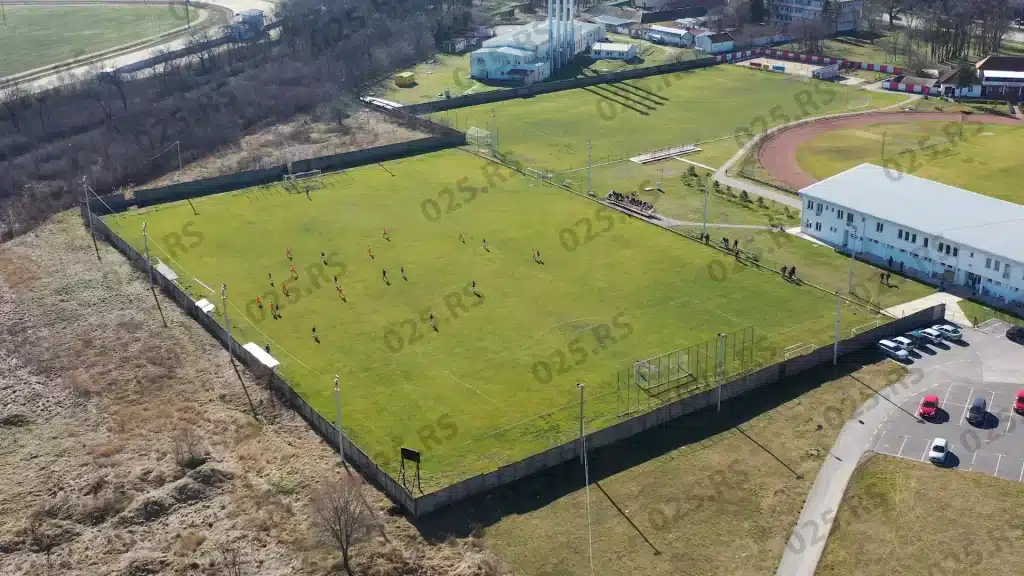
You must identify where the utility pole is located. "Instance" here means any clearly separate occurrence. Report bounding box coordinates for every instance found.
[83,179,100,261]
[847,225,858,294]
[222,283,260,420]
[577,382,585,464]
[142,222,154,291]
[587,140,592,195]
[702,182,709,238]
[833,289,842,366]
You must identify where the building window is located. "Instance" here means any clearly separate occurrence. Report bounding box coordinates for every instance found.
[1004,265,1011,279]
[805,220,811,228]
[815,222,822,231]
[847,212,853,224]
[952,247,958,257]
[945,245,951,256]
[986,257,992,269]
[875,222,883,232]
[837,209,843,220]
[938,242,944,252]
[898,230,903,240]
[995,260,1001,271]
[923,238,929,248]
[911,233,917,243]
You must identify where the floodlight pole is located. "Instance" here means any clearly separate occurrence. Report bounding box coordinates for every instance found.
[334,375,344,462]
[221,283,260,420]
[578,381,595,576]
[847,225,858,294]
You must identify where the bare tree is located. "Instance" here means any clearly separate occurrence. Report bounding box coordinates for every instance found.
[311,476,374,576]
[173,427,208,470]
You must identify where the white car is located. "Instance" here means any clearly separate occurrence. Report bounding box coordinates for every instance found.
[932,324,963,341]
[878,339,909,360]
[928,437,949,465]
[919,327,944,345]
[891,336,914,352]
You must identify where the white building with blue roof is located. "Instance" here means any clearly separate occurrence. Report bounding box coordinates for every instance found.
[800,163,1024,305]
[470,19,604,83]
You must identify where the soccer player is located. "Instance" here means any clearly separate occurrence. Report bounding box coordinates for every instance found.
[401,266,407,281]
[368,245,374,259]
[458,233,465,244]
[383,227,390,241]
[290,264,298,279]
[337,285,345,301]
[282,283,290,297]
[321,251,327,265]
[305,185,311,200]
[382,269,389,284]
[286,247,293,260]
[268,272,274,287]
[333,275,339,289]
[256,295,263,309]
[429,312,437,332]
[482,238,488,251]
[312,325,318,341]
[269,302,277,319]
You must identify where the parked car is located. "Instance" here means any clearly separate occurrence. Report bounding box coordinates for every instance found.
[878,339,909,360]
[918,394,940,419]
[920,327,944,344]
[967,396,988,426]
[891,336,914,352]
[932,324,963,341]
[1014,390,1024,415]
[928,437,949,465]
[1007,326,1024,344]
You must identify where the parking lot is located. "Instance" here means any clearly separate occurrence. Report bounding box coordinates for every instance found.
[870,322,1024,482]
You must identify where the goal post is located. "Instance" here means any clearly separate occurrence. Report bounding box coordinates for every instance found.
[283,169,325,192]
[467,126,492,150]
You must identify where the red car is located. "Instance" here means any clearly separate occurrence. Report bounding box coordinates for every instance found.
[1015,390,1024,415]
[919,395,940,419]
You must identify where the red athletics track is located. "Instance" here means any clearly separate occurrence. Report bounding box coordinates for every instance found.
[757,112,1021,190]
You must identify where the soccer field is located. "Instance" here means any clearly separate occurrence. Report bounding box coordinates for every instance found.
[432,66,907,179]
[106,149,885,489]
[0,5,199,78]
[795,122,1024,205]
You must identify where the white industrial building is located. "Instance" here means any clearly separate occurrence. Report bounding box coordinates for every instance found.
[773,0,860,32]
[470,2,605,84]
[800,164,1024,307]
[695,31,734,54]
[645,24,689,46]
[590,42,637,60]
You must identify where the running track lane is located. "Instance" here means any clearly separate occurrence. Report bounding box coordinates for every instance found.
[758,112,1022,191]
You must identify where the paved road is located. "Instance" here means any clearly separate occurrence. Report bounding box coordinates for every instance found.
[775,322,1024,576]
[9,0,275,93]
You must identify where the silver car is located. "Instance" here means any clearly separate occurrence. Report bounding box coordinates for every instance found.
[928,437,949,465]
[878,339,909,360]
[933,324,963,341]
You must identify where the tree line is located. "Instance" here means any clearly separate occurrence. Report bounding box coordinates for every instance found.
[0,0,467,239]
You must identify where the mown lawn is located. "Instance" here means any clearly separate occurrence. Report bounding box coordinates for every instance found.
[105,149,890,489]
[0,5,198,78]
[795,122,1024,205]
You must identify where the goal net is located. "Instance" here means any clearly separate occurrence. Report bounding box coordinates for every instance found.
[467,126,492,150]
[283,170,324,193]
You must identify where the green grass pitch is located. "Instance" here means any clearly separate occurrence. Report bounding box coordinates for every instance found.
[107,150,888,490]
[431,65,908,177]
[0,5,199,78]
[795,122,1024,205]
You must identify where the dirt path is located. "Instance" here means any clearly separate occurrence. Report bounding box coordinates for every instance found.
[758,112,1022,190]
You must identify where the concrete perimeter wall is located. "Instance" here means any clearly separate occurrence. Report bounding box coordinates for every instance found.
[414,304,944,515]
[89,131,466,215]
[84,208,419,513]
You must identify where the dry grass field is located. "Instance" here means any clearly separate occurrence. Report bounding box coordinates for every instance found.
[0,211,502,575]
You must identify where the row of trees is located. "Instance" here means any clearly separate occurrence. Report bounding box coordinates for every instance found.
[0,0,468,239]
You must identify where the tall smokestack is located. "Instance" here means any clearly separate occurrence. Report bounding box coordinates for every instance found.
[547,0,554,71]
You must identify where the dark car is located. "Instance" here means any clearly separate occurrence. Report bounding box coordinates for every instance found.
[1008,326,1024,344]
[967,396,987,426]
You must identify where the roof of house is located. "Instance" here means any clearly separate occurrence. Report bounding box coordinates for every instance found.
[594,15,634,26]
[481,20,602,51]
[976,55,1024,72]
[800,163,1024,265]
[685,27,710,36]
[592,42,634,51]
[705,32,733,42]
[649,24,687,35]
[984,70,1024,79]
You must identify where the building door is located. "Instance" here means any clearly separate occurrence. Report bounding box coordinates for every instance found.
[842,229,849,248]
